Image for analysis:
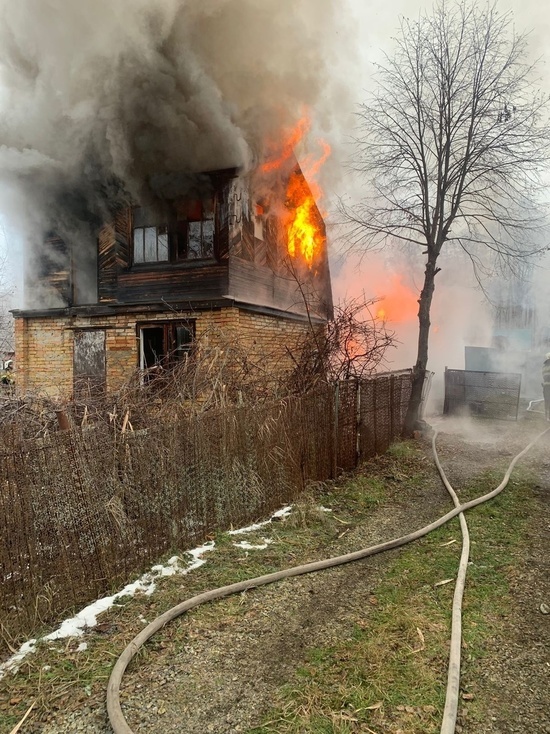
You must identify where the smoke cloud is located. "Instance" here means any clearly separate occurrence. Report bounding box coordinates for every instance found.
[332,246,494,412]
[0,0,355,305]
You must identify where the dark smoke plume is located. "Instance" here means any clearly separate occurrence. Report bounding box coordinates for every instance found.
[0,0,352,304]
[0,0,347,206]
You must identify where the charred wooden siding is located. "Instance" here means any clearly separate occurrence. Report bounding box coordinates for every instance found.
[228,201,332,321]
[98,223,116,303]
[228,257,332,320]
[215,178,231,261]
[98,209,132,303]
[116,263,229,304]
[97,175,233,307]
[95,167,331,319]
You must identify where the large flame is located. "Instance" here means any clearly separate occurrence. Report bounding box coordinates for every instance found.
[260,116,310,175]
[261,114,330,268]
[285,140,330,267]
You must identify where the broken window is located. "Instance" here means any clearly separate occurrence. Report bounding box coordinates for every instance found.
[132,200,215,265]
[73,329,106,397]
[138,321,195,379]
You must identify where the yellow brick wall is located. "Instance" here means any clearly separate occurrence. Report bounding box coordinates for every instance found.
[14,308,316,397]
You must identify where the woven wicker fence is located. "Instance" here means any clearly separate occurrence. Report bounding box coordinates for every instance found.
[0,371,412,651]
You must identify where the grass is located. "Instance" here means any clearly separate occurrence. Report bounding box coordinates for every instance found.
[248,465,538,734]
[0,440,540,734]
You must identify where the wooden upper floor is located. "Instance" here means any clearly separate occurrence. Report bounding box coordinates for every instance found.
[29,167,333,321]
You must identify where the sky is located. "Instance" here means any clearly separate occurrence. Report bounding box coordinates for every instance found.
[0,0,549,393]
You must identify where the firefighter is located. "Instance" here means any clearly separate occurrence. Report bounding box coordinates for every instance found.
[543,353,550,420]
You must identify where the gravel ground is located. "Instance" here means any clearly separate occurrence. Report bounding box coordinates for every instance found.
[23,416,550,733]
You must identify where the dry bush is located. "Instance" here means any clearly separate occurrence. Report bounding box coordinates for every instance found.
[1,307,395,439]
[288,294,396,392]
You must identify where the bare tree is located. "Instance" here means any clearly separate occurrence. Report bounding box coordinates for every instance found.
[345,1,550,435]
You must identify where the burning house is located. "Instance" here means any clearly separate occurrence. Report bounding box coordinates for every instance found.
[0,0,349,398]
[12,157,333,397]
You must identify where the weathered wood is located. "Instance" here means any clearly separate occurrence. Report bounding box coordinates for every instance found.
[117,264,229,304]
[241,216,255,262]
[98,223,117,302]
[90,166,333,319]
[216,180,231,260]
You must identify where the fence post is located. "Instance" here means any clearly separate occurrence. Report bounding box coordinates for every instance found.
[333,381,339,479]
[373,378,378,453]
[355,380,362,467]
[389,374,395,438]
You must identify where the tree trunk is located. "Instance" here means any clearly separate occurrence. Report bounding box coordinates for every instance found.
[402,257,439,437]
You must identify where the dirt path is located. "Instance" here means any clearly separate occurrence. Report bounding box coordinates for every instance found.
[433,418,550,734]
[16,416,550,733]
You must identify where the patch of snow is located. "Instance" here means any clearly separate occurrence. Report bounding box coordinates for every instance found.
[0,542,215,679]
[0,639,37,678]
[233,538,273,550]
[228,506,292,535]
[76,642,87,652]
[0,505,291,679]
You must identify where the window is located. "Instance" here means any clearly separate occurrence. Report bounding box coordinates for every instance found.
[132,201,215,265]
[187,217,214,259]
[138,321,195,378]
[133,225,169,263]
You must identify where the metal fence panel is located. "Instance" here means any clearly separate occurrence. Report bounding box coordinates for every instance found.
[443,368,521,421]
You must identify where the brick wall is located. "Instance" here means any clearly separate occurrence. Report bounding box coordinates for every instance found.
[14,307,315,397]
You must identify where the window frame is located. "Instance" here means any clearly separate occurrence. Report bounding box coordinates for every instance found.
[137,320,196,378]
[131,201,216,267]
[133,224,170,264]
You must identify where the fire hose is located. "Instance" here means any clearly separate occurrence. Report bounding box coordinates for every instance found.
[107,425,550,734]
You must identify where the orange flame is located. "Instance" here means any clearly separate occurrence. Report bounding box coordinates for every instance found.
[260,115,329,268]
[286,147,330,266]
[375,275,419,323]
[261,117,310,174]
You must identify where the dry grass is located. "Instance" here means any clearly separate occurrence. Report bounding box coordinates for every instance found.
[1,440,539,733]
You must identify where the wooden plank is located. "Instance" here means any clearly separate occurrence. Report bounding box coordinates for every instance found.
[117,264,229,304]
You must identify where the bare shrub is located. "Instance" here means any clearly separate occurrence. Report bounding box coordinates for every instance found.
[288,294,396,392]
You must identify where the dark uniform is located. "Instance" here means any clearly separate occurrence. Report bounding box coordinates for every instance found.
[542,354,550,420]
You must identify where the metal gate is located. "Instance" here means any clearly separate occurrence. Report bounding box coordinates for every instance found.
[443,368,521,421]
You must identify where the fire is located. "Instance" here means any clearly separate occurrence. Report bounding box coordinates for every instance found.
[260,116,310,174]
[374,275,418,323]
[261,114,330,268]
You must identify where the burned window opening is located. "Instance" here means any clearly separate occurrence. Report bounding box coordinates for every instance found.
[138,321,195,380]
[132,201,215,266]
